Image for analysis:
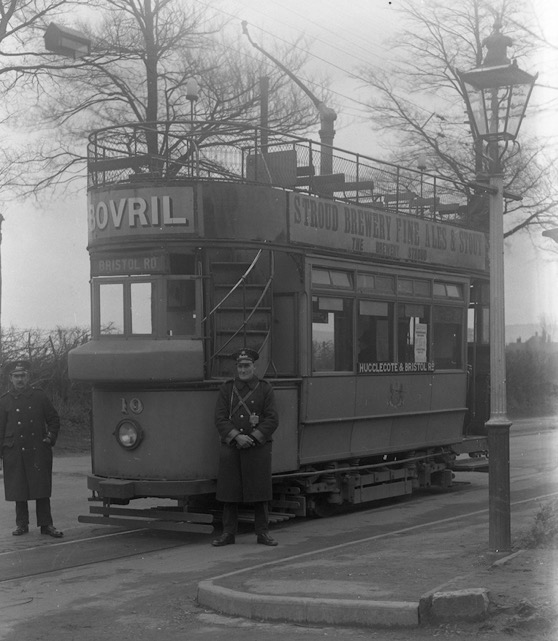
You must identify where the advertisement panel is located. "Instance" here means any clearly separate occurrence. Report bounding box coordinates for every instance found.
[88,186,196,243]
[289,192,486,271]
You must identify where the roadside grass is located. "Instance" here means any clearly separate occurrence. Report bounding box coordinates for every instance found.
[54,395,91,455]
[519,499,558,549]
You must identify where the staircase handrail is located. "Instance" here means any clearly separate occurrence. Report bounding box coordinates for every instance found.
[203,249,263,322]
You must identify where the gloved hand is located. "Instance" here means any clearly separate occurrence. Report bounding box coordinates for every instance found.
[234,434,256,449]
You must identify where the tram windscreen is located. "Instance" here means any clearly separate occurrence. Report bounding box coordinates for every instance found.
[99,283,124,335]
[130,282,153,334]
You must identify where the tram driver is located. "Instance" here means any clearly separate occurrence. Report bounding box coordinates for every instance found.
[212,348,279,547]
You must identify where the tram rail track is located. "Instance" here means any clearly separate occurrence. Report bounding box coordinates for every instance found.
[2,482,556,586]
[0,527,191,584]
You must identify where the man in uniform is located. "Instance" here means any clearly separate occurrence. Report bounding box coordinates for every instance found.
[212,348,279,547]
[0,360,63,537]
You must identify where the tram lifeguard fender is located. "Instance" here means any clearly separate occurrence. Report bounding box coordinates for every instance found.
[68,339,203,382]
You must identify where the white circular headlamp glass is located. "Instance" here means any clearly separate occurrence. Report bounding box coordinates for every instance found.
[114,419,143,450]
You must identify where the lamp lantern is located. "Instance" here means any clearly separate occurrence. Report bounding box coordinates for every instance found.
[456,22,537,150]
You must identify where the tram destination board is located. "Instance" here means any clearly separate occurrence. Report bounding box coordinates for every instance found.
[91,252,168,276]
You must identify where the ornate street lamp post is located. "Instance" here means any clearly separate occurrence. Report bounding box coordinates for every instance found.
[456,22,537,553]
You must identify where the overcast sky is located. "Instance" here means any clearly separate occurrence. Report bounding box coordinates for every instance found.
[2,0,557,335]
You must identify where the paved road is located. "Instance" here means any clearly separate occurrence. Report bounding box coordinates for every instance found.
[0,416,555,641]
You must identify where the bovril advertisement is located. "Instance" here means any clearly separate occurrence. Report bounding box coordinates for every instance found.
[88,186,196,243]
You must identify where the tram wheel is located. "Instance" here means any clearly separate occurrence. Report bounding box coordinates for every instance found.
[308,497,342,518]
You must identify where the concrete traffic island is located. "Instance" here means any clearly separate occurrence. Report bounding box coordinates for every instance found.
[197,579,419,627]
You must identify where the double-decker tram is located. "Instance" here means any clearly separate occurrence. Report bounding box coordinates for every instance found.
[70,120,489,532]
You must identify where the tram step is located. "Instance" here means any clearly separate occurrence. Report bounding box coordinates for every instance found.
[452,457,489,472]
[215,310,271,330]
[211,263,266,284]
[214,287,268,307]
[78,514,214,534]
[214,334,268,354]
[237,511,295,524]
[88,505,214,522]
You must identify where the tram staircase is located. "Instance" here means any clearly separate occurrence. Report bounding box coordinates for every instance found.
[207,249,276,379]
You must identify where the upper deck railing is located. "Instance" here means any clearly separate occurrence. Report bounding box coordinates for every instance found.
[88,120,483,229]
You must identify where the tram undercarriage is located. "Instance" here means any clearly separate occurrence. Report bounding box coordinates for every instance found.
[78,445,487,532]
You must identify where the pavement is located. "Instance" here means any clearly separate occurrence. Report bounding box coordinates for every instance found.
[198,496,558,632]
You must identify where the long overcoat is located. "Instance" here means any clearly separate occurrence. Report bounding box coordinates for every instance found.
[214,376,278,503]
[0,387,60,501]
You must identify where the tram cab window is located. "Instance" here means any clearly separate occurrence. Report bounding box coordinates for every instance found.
[96,279,154,337]
[166,279,196,336]
[397,304,429,363]
[99,283,125,335]
[312,296,353,372]
[131,282,153,334]
[432,306,463,369]
[357,300,394,363]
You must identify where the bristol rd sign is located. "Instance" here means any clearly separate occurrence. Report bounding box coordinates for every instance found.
[88,186,196,243]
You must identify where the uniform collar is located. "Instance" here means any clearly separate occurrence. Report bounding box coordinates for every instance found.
[10,387,33,398]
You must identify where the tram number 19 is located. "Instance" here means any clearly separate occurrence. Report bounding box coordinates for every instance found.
[120,397,144,415]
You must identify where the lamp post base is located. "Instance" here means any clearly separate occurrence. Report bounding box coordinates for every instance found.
[486,416,513,553]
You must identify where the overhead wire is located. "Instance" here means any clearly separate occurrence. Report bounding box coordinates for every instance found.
[191,0,443,123]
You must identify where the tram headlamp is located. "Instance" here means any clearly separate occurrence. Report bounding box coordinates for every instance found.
[114,419,143,450]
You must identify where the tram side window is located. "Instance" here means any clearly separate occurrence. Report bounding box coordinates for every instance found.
[100,283,124,335]
[312,296,353,372]
[357,300,394,363]
[397,304,429,363]
[433,306,463,369]
[167,279,196,336]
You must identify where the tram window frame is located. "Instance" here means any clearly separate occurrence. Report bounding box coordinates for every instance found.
[397,277,430,298]
[356,272,396,295]
[432,305,464,369]
[397,303,430,364]
[165,276,200,337]
[93,277,157,339]
[357,299,394,363]
[311,295,353,373]
[311,268,353,289]
[433,281,464,299]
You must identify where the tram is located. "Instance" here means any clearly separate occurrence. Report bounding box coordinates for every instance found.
[69,120,489,533]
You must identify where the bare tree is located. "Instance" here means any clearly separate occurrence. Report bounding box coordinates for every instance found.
[0,1,81,199]
[356,0,558,239]
[5,0,327,195]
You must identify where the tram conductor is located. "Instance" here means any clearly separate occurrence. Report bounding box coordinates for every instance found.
[0,360,63,537]
[212,348,279,547]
